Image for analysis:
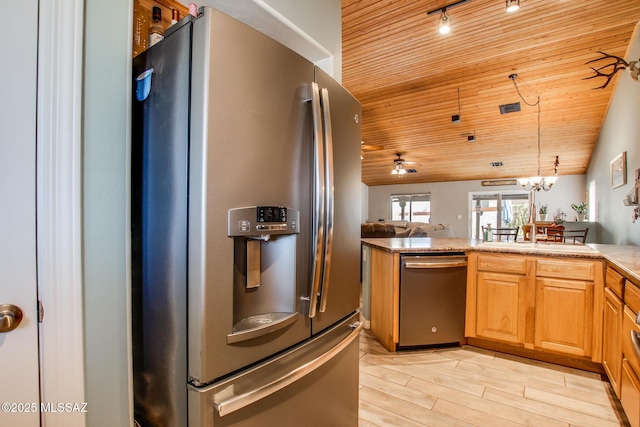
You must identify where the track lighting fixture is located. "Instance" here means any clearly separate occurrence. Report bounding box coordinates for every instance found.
[505,0,520,13]
[427,0,471,35]
[438,9,451,34]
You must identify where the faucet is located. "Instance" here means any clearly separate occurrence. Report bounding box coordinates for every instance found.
[529,221,537,244]
[528,192,537,244]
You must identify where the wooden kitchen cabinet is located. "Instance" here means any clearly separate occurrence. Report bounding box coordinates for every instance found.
[534,257,599,358]
[534,277,593,357]
[621,278,640,427]
[467,253,534,348]
[603,266,625,398]
[467,252,604,366]
[621,359,640,427]
[475,270,528,344]
[369,247,399,351]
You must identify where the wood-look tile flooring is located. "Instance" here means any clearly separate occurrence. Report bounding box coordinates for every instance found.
[358,330,629,427]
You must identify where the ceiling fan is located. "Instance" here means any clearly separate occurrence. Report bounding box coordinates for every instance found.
[391,153,418,175]
[361,141,384,159]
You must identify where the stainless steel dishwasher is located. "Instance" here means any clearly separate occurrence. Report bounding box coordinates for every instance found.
[399,253,467,348]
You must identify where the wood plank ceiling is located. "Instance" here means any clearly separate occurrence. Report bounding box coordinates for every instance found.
[342,0,640,186]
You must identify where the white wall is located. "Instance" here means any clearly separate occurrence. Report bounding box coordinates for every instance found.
[202,0,341,79]
[83,0,132,425]
[263,0,342,80]
[365,175,586,238]
[360,182,369,223]
[585,23,640,245]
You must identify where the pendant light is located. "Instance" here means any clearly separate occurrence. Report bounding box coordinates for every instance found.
[509,74,559,192]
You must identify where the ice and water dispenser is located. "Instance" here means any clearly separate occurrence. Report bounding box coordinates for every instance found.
[227,206,300,344]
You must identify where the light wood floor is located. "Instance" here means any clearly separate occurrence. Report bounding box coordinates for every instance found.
[358,330,630,427]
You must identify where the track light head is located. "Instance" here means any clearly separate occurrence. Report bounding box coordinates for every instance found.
[438,9,451,34]
[426,0,471,35]
[506,0,520,13]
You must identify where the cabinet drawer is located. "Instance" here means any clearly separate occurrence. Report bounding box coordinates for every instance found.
[536,258,596,281]
[623,305,640,375]
[477,254,527,274]
[607,266,625,300]
[627,283,640,315]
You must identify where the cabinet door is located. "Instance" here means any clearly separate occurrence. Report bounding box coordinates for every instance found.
[535,277,593,357]
[603,287,623,398]
[476,272,527,343]
[622,359,640,427]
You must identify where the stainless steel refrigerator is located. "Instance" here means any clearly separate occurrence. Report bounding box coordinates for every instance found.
[131,7,362,426]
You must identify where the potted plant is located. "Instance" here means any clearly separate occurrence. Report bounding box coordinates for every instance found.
[552,208,566,225]
[538,204,548,221]
[571,202,588,221]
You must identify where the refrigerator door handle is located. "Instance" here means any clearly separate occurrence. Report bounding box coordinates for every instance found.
[318,87,334,313]
[212,321,363,417]
[308,82,325,318]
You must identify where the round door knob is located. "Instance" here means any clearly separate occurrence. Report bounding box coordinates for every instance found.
[0,304,23,333]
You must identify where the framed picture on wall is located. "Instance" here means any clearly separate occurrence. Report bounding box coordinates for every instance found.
[610,151,627,188]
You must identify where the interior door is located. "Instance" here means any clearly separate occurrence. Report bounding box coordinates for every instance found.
[0,0,42,425]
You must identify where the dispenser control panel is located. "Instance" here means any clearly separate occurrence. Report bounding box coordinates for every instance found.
[257,206,287,223]
[228,206,300,237]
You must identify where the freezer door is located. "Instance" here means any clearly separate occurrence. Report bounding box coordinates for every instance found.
[188,8,315,384]
[188,313,362,426]
[311,67,362,334]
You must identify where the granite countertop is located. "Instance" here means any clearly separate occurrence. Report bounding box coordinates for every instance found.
[361,237,640,283]
[590,244,640,284]
[360,237,481,253]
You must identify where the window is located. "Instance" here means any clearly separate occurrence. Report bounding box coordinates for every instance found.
[471,192,529,239]
[391,193,431,222]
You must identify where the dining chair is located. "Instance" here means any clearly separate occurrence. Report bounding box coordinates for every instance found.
[543,225,565,242]
[483,226,518,242]
[562,228,589,244]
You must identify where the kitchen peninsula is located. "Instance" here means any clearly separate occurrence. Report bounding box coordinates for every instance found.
[362,237,640,424]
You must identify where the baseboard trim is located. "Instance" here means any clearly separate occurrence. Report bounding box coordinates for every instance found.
[467,337,605,375]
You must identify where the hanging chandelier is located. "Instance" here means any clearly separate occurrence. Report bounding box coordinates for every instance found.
[509,74,559,192]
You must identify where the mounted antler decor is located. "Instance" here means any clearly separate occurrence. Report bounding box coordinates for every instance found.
[584,51,640,89]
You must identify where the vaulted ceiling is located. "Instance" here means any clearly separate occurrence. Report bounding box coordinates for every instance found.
[342,0,640,186]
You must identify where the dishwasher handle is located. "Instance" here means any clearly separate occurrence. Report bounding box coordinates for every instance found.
[403,258,467,269]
